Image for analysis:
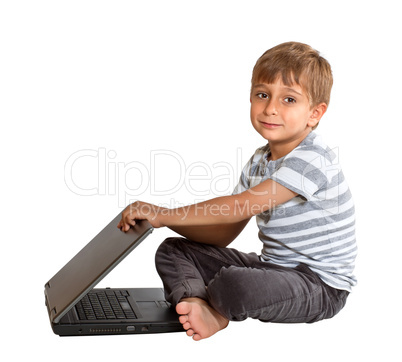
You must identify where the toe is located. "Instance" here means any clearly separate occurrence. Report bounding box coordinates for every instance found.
[193,333,202,341]
[182,322,191,330]
[176,301,191,315]
[179,315,188,324]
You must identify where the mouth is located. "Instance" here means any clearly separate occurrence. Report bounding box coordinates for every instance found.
[260,122,282,129]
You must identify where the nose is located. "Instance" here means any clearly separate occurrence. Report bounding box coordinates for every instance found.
[263,99,278,116]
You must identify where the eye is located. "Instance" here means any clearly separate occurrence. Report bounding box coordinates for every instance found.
[284,97,296,104]
[256,92,268,99]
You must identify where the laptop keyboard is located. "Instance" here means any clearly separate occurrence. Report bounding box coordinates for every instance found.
[75,290,137,320]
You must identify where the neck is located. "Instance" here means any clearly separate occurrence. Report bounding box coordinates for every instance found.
[268,130,312,161]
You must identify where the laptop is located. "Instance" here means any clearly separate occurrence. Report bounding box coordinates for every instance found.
[44,212,184,336]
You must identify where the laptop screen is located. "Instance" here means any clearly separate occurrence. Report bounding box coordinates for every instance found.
[45,213,153,323]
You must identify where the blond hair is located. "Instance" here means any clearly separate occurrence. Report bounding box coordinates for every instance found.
[251,42,333,108]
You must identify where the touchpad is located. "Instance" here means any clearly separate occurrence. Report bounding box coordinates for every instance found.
[137,301,157,308]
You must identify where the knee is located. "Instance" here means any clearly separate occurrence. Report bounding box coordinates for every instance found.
[156,237,187,256]
[156,237,174,254]
[155,237,190,269]
[156,237,177,260]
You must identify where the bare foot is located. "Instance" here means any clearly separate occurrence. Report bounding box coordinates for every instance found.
[176,297,229,341]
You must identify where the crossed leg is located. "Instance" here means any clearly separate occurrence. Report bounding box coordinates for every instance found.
[155,238,346,341]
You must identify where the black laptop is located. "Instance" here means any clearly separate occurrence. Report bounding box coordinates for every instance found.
[44,212,183,336]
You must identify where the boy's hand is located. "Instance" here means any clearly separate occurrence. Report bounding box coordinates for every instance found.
[117,201,165,232]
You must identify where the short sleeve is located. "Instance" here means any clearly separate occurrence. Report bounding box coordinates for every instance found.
[232,159,252,195]
[270,151,330,200]
[232,145,269,195]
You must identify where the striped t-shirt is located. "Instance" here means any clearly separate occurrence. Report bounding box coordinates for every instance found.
[233,132,357,292]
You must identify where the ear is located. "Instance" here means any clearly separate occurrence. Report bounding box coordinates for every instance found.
[308,103,327,128]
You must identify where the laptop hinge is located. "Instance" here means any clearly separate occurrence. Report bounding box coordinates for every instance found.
[51,307,57,318]
[44,282,57,320]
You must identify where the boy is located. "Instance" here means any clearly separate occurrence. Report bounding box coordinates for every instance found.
[118,42,357,341]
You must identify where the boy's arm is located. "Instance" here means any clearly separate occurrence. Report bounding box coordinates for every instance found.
[167,219,251,247]
[118,178,297,245]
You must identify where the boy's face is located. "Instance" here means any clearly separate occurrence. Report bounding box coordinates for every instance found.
[250,78,326,153]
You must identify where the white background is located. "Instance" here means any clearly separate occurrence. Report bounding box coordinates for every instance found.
[1,1,401,361]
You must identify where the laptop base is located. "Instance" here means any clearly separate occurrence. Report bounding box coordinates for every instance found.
[49,287,184,337]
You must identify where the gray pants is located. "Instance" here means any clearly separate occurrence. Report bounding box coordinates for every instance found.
[155,237,349,323]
